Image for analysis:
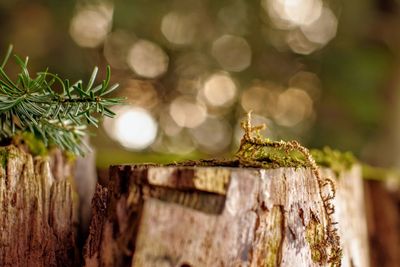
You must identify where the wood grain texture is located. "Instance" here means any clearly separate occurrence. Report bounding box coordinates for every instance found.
[84,165,369,267]
[0,145,79,267]
[330,166,370,267]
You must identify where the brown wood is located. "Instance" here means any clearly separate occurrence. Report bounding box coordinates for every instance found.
[84,164,369,267]
[364,180,400,267]
[0,145,79,267]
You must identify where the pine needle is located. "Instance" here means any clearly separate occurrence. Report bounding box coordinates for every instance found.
[0,45,124,156]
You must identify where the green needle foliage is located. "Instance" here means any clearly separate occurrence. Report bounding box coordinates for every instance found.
[0,45,124,156]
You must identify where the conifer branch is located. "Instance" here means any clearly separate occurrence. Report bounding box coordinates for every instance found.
[0,45,124,155]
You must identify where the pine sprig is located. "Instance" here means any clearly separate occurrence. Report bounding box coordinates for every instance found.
[0,45,124,155]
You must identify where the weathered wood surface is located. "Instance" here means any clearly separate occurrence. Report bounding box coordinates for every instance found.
[84,164,369,267]
[329,167,370,267]
[0,145,79,267]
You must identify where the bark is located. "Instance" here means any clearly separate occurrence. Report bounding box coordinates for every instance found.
[364,180,400,267]
[84,164,369,267]
[0,145,79,267]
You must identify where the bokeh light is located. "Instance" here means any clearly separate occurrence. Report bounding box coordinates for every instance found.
[286,29,320,55]
[202,72,237,107]
[274,88,314,126]
[262,0,338,54]
[69,3,113,48]
[263,0,322,28]
[301,7,338,45]
[175,52,212,78]
[122,79,159,110]
[289,71,321,100]
[211,34,252,72]
[104,107,158,150]
[156,132,196,155]
[241,83,281,117]
[169,96,207,128]
[241,82,315,128]
[161,11,198,46]
[127,39,169,78]
[190,117,232,153]
[104,30,136,70]
[159,111,182,137]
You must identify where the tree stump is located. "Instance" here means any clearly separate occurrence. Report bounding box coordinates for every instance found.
[0,145,79,267]
[84,164,369,267]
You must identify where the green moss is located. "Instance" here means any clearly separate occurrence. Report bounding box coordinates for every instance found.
[305,216,326,263]
[0,148,8,168]
[362,164,400,183]
[236,142,308,169]
[237,143,358,174]
[0,147,17,168]
[264,206,284,267]
[311,147,357,176]
[19,132,48,156]
[64,151,77,163]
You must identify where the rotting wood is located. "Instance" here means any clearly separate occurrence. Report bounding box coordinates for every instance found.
[84,164,369,267]
[0,145,79,267]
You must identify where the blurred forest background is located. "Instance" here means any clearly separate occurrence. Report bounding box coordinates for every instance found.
[0,0,400,170]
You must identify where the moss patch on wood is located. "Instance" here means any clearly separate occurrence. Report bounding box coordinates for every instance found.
[0,147,17,168]
[237,142,357,174]
[12,132,48,156]
[236,141,308,169]
[6,132,79,163]
[264,205,284,267]
[311,147,357,176]
[305,214,327,263]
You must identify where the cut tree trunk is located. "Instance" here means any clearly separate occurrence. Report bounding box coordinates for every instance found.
[0,145,79,267]
[84,164,369,267]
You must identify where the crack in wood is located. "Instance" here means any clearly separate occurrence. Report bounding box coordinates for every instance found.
[298,208,305,227]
